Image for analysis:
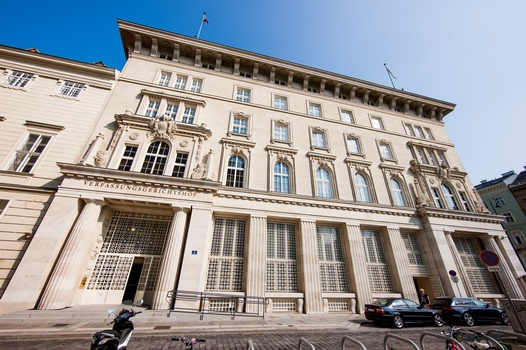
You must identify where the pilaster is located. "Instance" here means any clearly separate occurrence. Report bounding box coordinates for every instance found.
[245,215,267,313]
[484,236,524,299]
[343,223,371,313]
[298,219,322,313]
[385,227,418,302]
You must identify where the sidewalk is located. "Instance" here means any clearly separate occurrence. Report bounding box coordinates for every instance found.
[0,303,366,338]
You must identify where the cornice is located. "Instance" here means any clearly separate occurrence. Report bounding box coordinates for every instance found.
[417,206,504,224]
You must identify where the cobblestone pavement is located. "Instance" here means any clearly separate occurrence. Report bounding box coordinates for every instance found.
[0,323,517,350]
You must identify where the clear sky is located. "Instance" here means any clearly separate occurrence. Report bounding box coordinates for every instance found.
[2,0,525,184]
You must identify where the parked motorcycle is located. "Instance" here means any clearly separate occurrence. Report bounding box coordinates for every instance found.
[91,308,141,350]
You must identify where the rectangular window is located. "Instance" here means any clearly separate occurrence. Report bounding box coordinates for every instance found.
[239,71,252,78]
[273,96,287,110]
[266,222,298,292]
[172,152,188,177]
[6,70,33,87]
[181,106,196,123]
[273,124,289,142]
[341,110,354,123]
[190,79,203,93]
[401,233,429,276]
[159,72,171,87]
[312,131,326,148]
[361,229,393,292]
[459,192,472,212]
[371,116,384,130]
[424,127,434,140]
[59,81,84,97]
[206,218,246,291]
[512,231,525,245]
[165,103,179,120]
[404,123,415,136]
[118,145,138,171]
[236,88,251,103]
[174,76,187,90]
[9,133,51,173]
[232,116,248,134]
[145,100,160,117]
[503,212,515,223]
[346,137,361,154]
[414,126,425,138]
[432,188,444,208]
[495,197,505,207]
[317,227,349,292]
[308,103,321,117]
[380,143,394,160]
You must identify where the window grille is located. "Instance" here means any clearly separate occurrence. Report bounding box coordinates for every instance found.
[266,222,297,292]
[209,299,236,312]
[401,232,429,276]
[206,218,246,291]
[316,227,349,292]
[361,229,393,292]
[272,299,297,312]
[328,299,350,311]
[453,237,497,294]
[137,256,162,291]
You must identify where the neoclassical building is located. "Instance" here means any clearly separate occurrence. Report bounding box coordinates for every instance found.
[0,20,524,314]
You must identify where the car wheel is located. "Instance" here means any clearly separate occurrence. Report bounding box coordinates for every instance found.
[434,313,445,327]
[463,312,475,326]
[393,315,404,329]
[501,312,511,325]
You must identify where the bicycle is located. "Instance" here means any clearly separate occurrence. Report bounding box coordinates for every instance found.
[172,336,206,349]
[442,325,506,350]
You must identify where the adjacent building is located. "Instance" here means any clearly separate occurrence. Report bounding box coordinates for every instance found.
[0,20,524,314]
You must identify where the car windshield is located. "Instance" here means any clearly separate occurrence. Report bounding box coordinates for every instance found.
[371,298,390,306]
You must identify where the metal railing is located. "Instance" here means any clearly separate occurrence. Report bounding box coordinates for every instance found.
[167,289,266,320]
[341,335,367,350]
[384,333,421,350]
[297,337,317,350]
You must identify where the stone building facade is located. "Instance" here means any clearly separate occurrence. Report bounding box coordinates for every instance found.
[0,20,524,314]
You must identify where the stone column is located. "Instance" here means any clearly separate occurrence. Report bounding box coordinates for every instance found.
[484,236,524,299]
[151,207,188,310]
[245,215,267,313]
[385,227,419,302]
[38,198,105,310]
[444,231,474,297]
[343,223,371,313]
[298,219,322,313]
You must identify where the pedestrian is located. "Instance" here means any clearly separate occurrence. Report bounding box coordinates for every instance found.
[419,288,431,308]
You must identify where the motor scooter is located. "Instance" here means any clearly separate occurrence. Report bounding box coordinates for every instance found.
[91,308,141,350]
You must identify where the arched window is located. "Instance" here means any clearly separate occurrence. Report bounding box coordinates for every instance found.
[316,168,332,198]
[441,184,459,210]
[274,162,290,193]
[226,155,245,188]
[390,178,406,206]
[141,141,170,175]
[355,173,371,202]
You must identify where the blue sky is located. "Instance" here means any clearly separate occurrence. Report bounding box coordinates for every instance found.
[3,0,525,184]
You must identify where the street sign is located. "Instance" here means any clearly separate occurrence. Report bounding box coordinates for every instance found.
[480,250,500,266]
[448,270,457,277]
[487,266,501,272]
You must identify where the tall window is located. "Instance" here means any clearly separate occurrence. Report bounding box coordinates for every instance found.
[181,106,196,123]
[118,145,138,171]
[379,143,394,160]
[232,116,248,134]
[441,184,459,210]
[316,168,332,198]
[390,178,406,206]
[311,131,326,148]
[355,173,371,202]
[273,123,289,142]
[59,81,84,98]
[362,229,393,292]
[226,155,245,188]
[274,96,288,110]
[141,141,170,175]
[370,116,384,130]
[341,110,354,123]
[401,233,429,276]
[191,79,203,93]
[266,222,297,292]
[165,103,178,119]
[174,76,187,90]
[145,100,160,117]
[274,162,290,193]
[316,226,349,292]
[5,70,33,87]
[453,237,496,294]
[206,218,246,291]
[9,133,51,173]
[172,152,188,177]
[308,103,321,117]
[158,72,171,86]
[346,135,361,154]
[459,192,472,212]
[432,188,444,208]
[236,88,251,102]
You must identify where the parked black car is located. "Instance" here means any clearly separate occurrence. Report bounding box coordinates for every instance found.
[429,297,510,326]
[364,298,444,329]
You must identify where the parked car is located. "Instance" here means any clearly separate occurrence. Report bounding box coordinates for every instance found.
[364,298,444,329]
[429,297,510,326]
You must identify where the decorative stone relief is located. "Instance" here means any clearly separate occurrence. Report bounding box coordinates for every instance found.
[148,113,177,139]
[93,151,107,167]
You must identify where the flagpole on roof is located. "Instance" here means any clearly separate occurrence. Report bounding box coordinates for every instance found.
[384,63,397,89]
[197,12,208,39]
